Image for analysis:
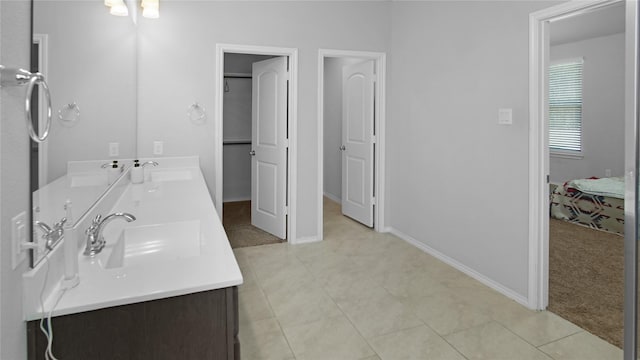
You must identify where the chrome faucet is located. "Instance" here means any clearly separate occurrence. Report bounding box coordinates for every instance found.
[141,161,158,168]
[84,213,136,256]
[35,217,67,250]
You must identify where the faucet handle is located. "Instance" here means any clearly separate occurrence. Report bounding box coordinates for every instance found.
[54,217,67,229]
[85,214,101,235]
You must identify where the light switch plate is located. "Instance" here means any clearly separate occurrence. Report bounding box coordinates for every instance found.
[498,108,513,125]
[109,142,119,157]
[11,211,27,269]
[153,141,164,155]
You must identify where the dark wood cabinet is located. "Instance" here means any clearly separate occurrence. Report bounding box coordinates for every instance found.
[27,287,239,360]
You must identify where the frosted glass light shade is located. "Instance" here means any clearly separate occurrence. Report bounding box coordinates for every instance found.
[110,0,129,16]
[142,5,159,18]
[142,0,159,18]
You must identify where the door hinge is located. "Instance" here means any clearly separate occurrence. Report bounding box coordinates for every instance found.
[546,175,550,184]
[284,206,288,215]
[284,138,289,149]
[371,135,376,144]
[371,197,376,206]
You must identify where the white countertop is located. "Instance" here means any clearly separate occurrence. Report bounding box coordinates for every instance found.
[26,164,242,320]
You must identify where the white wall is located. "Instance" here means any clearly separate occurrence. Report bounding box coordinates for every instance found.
[136,1,391,239]
[549,33,625,183]
[0,1,31,358]
[388,1,559,299]
[34,1,137,182]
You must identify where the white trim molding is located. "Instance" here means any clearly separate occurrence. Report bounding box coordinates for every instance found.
[528,0,623,311]
[33,34,49,188]
[317,49,387,240]
[214,44,299,243]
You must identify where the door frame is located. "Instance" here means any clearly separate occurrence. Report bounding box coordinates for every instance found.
[528,0,632,312]
[214,44,298,243]
[33,34,48,188]
[317,49,386,238]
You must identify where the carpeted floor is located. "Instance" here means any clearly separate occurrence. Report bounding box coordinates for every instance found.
[223,201,285,248]
[548,218,623,349]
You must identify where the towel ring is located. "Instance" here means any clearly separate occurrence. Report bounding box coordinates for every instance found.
[24,73,52,143]
[0,66,52,143]
[58,102,80,126]
[187,102,206,125]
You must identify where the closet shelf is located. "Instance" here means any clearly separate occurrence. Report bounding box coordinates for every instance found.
[223,139,252,145]
[224,73,252,79]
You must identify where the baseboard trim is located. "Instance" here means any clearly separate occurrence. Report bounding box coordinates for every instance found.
[387,227,530,308]
[292,236,321,245]
[323,192,341,204]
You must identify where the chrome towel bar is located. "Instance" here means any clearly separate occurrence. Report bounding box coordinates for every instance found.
[0,65,52,143]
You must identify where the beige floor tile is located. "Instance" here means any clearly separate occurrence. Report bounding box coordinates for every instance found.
[302,252,368,285]
[239,318,295,360]
[282,316,375,360]
[254,261,315,295]
[337,290,423,339]
[324,277,388,304]
[401,290,493,336]
[538,331,623,360]
[444,321,552,360]
[238,266,261,293]
[368,325,466,360]
[266,282,343,327]
[374,268,449,299]
[493,305,583,347]
[239,288,274,324]
[237,198,614,359]
[289,239,334,261]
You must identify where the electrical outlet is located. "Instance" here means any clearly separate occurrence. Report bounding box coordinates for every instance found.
[109,142,119,157]
[605,169,612,177]
[153,141,164,155]
[498,108,513,125]
[11,211,27,269]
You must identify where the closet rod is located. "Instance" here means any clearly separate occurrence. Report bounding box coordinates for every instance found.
[224,72,252,79]
[223,140,252,145]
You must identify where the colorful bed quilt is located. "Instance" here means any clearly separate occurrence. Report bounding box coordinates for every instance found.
[550,181,624,235]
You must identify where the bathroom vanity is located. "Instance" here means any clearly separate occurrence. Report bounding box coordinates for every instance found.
[27,287,239,359]
[24,158,243,360]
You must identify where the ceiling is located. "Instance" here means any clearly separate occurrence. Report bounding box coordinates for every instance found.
[550,3,625,46]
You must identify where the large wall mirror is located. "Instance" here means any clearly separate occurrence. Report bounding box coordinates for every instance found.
[31,0,137,266]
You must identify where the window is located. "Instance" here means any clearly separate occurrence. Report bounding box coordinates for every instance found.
[548,59,584,156]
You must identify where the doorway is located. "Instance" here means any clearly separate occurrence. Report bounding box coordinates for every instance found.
[529,0,637,357]
[318,50,386,239]
[215,45,298,244]
[544,2,626,349]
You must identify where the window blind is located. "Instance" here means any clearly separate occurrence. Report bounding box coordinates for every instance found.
[548,60,583,153]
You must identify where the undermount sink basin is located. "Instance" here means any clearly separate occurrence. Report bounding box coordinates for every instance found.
[104,220,201,269]
[150,170,193,182]
[70,173,107,188]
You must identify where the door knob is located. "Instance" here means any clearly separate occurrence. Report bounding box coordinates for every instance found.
[339,145,346,151]
[249,150,256,156]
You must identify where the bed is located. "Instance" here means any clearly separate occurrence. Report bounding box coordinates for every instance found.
[550,177,625,235]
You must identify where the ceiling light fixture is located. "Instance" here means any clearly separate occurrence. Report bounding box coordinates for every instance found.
[109,0,129,17]
[105,0,159,19]
[141,0,159,19]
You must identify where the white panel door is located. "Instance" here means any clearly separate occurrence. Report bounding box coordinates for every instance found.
[251,57,287,239]
[342,60,374,227]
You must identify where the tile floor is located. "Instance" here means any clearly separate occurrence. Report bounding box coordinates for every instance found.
[233,199,623,360]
